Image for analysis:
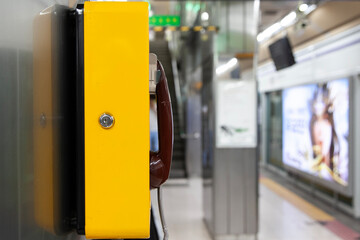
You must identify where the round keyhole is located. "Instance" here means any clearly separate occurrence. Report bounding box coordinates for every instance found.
[99,113,114,129]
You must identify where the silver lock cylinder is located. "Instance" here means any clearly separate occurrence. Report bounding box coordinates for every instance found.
[99,113,114,129]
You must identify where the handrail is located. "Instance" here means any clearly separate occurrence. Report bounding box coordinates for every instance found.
[167,40,186,136]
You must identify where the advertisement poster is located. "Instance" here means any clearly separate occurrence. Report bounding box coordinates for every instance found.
[282,79,349,186]
[216,80,257,148]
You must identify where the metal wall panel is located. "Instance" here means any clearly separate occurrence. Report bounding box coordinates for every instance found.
[212,148,258,236]
[186,94,202,177]
[213,149,230,235]
[229,150,246,234]
[0,48,19,240]
[243,149,258,234]
[1,1,80,240]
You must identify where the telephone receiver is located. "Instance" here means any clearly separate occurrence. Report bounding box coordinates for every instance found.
[149,56,173,189]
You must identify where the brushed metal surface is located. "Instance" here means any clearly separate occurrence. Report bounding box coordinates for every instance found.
[212,149,258,236]
[0,1,81,240]
[186,94,202,177]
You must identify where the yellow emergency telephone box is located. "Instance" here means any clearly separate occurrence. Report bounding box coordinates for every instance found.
[34,2,151,239]
[81,2,150,238]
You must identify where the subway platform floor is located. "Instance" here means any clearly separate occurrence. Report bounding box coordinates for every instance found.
[151,170,360,240]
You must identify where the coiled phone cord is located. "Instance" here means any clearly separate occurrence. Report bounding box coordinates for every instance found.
[157,186,169,240]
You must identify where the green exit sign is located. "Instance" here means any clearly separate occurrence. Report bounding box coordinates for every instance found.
[149,15,180,27]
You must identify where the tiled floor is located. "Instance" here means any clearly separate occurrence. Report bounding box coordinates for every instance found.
[151,178,343,240]
[151,179,211,240]
[258,184,341,240]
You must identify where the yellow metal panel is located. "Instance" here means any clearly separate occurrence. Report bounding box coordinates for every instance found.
[84,2,150,239]
[33,8,55,233]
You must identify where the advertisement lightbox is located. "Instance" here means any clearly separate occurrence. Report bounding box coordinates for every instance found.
[282,78,351,194]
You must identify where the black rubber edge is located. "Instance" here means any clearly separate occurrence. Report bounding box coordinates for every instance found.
[74,4,85,235]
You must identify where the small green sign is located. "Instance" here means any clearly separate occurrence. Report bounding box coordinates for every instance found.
[149,15,181,27]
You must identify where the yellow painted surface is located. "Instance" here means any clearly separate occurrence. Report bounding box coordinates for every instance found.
[260,177,334,221]
[180,26,190,32]
[193,26,203,31]
[153,26,163,32]
[33,7,55,234]
[207,26,217,31]
[84,2,150,239]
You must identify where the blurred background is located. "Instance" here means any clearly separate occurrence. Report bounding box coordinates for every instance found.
[1,0,360,239]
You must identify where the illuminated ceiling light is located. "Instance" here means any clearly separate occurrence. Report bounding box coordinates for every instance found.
[257,22,281,42]
[264,22,281,36]
[304,4,317,15]
[263,22,281,38]
[201,12,209,21]
[299,3,308,12]
[280,11,297,27]
[257,33,265,42]
[216,58,238,75]
[257,4,317,43]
